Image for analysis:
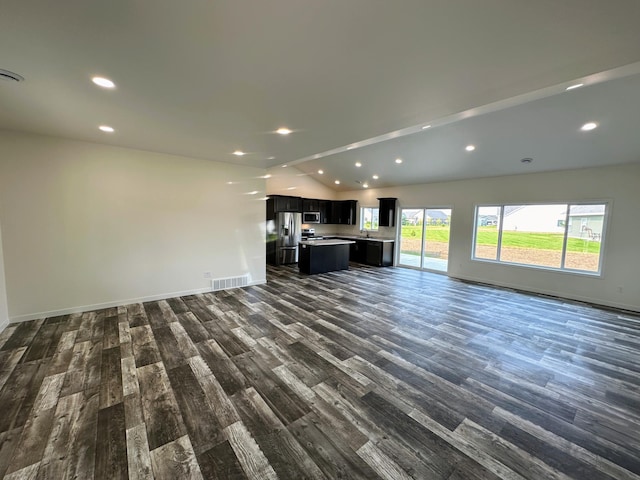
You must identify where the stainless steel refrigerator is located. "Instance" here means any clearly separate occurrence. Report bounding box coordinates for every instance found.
[272,212,301,265]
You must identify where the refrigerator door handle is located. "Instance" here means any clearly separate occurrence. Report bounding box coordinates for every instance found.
[290,214,295,242]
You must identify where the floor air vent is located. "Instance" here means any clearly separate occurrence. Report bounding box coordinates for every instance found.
[211,274,250,291]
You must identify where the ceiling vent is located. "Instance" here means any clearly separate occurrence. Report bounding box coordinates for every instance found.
[0,69,25,83]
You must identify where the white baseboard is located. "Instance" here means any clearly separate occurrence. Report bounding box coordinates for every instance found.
[9,279,266,324]
[450,273,640,313]
[0,317,8,334]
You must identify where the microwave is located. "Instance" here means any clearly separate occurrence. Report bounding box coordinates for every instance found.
[303,211,321,223]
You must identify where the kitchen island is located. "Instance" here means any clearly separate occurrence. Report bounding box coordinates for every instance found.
[323,236,395,267]
[298,239,355,274]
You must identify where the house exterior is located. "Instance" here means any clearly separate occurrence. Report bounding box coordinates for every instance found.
[564,205,606,239]
[404,209,449,226]
[501,205,566,233]
[403,210,423,225]
[426,210,449,225]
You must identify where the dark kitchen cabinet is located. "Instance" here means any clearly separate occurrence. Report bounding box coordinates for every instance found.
[349,240,367,264]
[330,201,342,224]
[331,200,357,225]
[345,239,394,267]
[378,197,397,227]
[343,200,357,225]
[302,198,320,212]
[365,242,382,265]
[318,200,330,224]
[270,195,302,212]
[299,242,350,275]
[365,241,394,267]
[293,199,356,224]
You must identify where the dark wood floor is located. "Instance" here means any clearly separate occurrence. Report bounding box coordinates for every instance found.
[1,264,640,479]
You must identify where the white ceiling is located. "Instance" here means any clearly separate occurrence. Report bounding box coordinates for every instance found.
[2,0,640,190]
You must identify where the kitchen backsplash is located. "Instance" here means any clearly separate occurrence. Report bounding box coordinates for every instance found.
[303,223,396,239]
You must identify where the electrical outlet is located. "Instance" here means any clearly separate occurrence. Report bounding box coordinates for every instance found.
[203,271,212,279]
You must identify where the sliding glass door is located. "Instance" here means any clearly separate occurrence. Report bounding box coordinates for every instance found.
[399,207,452,272]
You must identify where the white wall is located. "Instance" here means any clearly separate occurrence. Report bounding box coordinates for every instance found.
[0,131,266,322]
[337,164,640,312]
[266,165,336,200]
[0,221,9,331]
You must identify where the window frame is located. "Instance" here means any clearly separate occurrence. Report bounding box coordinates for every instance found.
[472,202,609,276]
[360,206,379,231]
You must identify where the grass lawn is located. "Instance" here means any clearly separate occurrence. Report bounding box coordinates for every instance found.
[474,227,600,253]
[401,225,450,242]
[401,226,601,254]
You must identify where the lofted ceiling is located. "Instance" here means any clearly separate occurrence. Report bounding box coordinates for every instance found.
[1,0,640,190]
[292,69,640,190]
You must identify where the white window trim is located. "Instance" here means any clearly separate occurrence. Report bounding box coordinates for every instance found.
[471,201,609,277]
[360,206,379,231]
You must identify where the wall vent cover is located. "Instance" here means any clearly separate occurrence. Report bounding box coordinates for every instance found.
[211,274,250,291]
[0,69,24,82]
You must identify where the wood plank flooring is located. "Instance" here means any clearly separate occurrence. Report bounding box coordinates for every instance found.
[1,264,640,479]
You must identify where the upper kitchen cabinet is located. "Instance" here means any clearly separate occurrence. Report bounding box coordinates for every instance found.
[270,195,303,213]
[378,198,397,227]
[318,200,331,224]
[343,200,357,225]
[302,198,320,212]
[287,198,356,224]
[331,200,357,225]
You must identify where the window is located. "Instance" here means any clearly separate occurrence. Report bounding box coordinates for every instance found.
[473,203,607,274]
[399,207,452,272]
[360,207,379,231]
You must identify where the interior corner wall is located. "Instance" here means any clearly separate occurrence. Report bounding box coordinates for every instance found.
[336,163,640,312]
[0,131,266,322]
[266,165,337,200]
[0,220,9,331]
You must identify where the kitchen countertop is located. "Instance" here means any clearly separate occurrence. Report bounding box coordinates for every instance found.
[299,239,355,246]
[328,235,395,243]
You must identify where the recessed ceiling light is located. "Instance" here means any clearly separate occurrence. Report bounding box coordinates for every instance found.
[521,157,533,164]
[276,127,292,135]
[422,125,431,130]
[261,174,272,179]
[395,158,403,164]
[334,180,340,185]
[267,156,276,160]
[363,183,369,188]
[347,146,355,150]
[566,83,584,91]
[372,174,379,180]
[465,145,476,152]
[281,164,288,168]
[92,76,115,89]
[287,186,297,190]
[246,191,259,195]
[233,150,246,156]
[580,122,598,131]
[98,125,114,133]
[318,169,324,174]
[227,181,234,185]
[355,162,362,167]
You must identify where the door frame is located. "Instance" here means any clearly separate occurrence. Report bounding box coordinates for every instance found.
[397,206,452,274]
